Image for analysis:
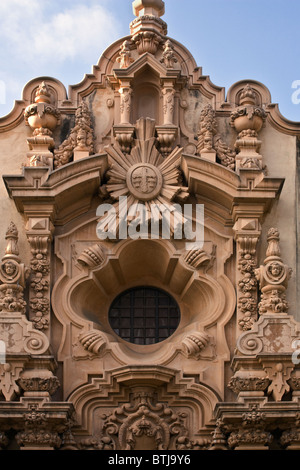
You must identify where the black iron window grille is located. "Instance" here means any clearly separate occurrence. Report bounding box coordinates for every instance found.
[109,287,181,345]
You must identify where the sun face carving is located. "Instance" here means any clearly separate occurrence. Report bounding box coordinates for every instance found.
[99,118,189,239]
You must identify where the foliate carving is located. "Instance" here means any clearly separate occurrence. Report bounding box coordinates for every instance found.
[101,387,192,450]
[18,367,60,399]
[18,375,60,396]
[29,252,50,330]
[156,126,177,158]
[214,135,236,170]
[281,413,300,449]
[16,404,62,449]
[227,404,272,450]
[228,375,270,395]
[255,228,292,315]
[132,31,162,55]
[54,101,94,168]
[197,104,217,154]
[27,221,53,332]
[161,40,178,69]
[228,428,272,449]
[0,432,9,450]
[197,104,236,169]
[234,219,260,331]
[237,252,258,330]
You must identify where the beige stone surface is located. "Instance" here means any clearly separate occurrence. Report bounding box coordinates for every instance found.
[0,0,299,451]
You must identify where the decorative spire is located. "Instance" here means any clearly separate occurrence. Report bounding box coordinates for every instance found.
[130,0,167,37]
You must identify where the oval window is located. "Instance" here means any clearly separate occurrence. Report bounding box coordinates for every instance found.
[109,287,180,345]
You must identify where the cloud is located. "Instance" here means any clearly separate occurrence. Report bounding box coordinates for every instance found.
[0,0,122,65]
[0,0,123,115]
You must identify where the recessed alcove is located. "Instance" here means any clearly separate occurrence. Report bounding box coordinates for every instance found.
[131,65,161,124]
[68,239,226,347]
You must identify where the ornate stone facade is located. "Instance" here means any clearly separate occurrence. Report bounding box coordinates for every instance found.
[0,0,299,451]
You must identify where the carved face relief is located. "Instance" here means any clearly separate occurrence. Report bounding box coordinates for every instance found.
[0,260,19,282]
[266,262,284,282]
[127,163,162,201]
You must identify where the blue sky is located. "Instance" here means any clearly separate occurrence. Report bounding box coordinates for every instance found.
[0,0,299,122]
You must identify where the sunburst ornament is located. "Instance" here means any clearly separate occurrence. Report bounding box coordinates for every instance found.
[97,118,190,240]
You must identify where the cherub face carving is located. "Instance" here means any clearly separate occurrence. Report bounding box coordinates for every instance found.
[268,262,283,278]
[3,261,17,277]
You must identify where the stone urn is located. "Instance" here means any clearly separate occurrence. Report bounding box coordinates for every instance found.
[231,84,266,134]
[24,81,60,134]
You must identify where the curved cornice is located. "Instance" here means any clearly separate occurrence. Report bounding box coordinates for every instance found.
[181,154,284,225]
[3,153,108,225]
[3,150,283,229]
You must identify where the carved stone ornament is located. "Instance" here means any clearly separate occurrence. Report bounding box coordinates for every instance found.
[0,222,28,315]
[233,218,260,331]
[54,101,94,168]
[130,0,167,37]
[181,331,215,360]
[18,368,60,397]
[77,244,106,269]
[72,329,107,360]
[132,31,162,55]
[183,246,216,272]
[100,387,199,450]
[27,222,53,331]
[98,117,189,240]
[230,84,266,170]
[15,404,62,450]
[160,39,177,69]
[197,104,236,169]
[255,228,292,315]
[233,228,299,402]
[0,223,49,359]
[116,40,135,69]
[24,81,60,168]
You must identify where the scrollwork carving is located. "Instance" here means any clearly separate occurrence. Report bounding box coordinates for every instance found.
[101,387,191,451]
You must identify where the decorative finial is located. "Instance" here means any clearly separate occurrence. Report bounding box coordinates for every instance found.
[35,81,51,104]
[132,0,165,18]
[255,228,292,315]
[4,222,19,261]
[239,83,257,106]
